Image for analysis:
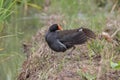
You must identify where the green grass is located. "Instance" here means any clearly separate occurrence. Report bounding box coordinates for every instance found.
[0,0,44,80]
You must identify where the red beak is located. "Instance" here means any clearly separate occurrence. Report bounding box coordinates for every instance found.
[58,24,63,30]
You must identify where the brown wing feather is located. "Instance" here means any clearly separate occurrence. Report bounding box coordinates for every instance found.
[57,28,87,45]
[57,29,78,38]
[82,28,96,39]
[57,27,95,45]
[57,28,96,39]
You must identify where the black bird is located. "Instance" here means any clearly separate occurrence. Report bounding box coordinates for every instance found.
[45,24,96,52]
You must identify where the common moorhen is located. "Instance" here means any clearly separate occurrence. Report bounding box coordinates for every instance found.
[45,24,96,52]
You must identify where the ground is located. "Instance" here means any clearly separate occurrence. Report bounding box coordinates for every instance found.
[17,0,120,80]
[17,13,120,80]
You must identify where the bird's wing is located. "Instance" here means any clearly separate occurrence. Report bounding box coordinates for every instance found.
[57,27,95,45]
[57,29,78,38]
[57,29,87,45]
[82,28,96,39]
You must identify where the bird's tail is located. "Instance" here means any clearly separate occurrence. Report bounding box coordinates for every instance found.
[82,28,96,39]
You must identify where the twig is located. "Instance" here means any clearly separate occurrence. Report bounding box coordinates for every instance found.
[111,28,120,38]
[110,0,118,13]
[96,59,103,80]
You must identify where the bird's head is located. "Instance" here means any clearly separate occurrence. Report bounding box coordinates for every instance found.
[49,24,63,32]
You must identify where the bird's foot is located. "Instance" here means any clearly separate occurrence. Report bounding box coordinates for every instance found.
[67,46,76,56]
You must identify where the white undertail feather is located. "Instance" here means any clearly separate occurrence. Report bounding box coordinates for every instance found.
[79,28,83,32]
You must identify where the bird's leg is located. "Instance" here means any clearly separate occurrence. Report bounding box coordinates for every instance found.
[67,46,76,56]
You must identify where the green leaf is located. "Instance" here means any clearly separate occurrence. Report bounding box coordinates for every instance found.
[27,3,42,10]
[110,61,118,68]
[110,61,120,69]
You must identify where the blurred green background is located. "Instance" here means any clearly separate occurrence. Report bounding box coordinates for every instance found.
[0,0,120,80]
